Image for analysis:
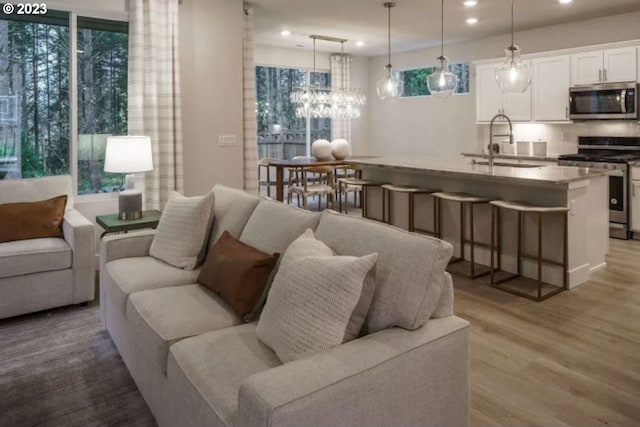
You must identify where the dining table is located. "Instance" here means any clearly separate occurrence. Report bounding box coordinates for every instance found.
[267,156,374,202]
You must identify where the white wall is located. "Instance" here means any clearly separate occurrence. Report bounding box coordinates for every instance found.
[255,44,371,155]
[180,0,244,195]
[367,10,640,160]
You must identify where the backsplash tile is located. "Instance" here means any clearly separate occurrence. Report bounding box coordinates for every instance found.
[483,121,640,156]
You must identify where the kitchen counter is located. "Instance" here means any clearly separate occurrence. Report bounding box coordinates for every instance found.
[348,156,608,187]
[351,156,609,289]
[461,152,559,162]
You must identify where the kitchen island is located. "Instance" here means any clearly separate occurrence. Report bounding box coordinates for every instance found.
[348,157,610,289]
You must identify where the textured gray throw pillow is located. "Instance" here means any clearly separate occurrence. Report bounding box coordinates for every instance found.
[256,229,378,363]
[149,191,214,270]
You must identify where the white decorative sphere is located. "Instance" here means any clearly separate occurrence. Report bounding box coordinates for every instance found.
[330,139,351,160]
[311,139,332,160]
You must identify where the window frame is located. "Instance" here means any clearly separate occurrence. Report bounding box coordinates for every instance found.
[397,61,471,99]
[0,5,129,201]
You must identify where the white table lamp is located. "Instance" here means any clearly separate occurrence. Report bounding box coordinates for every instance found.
[104,136,153,220]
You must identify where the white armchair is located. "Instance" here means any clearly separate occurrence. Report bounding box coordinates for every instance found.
[0,176,95,319]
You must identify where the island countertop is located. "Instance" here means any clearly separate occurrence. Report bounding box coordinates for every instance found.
[346,156,609,186]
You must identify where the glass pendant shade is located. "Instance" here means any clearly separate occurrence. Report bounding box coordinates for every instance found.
[427,56,458,98]
[377,65,403,100]
[495,45,531,94]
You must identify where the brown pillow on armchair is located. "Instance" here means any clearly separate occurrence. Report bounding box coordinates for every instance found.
[0,195,67,243]
[198,231,279,320]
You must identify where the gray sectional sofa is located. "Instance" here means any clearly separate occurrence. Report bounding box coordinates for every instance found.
[100,184,470,427]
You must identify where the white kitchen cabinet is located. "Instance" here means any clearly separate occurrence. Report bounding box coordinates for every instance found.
[533,55,571,121]
[571,47,637,85]
[476,62,531,122]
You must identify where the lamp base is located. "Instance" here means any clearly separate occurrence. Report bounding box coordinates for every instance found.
[118,190,142,220]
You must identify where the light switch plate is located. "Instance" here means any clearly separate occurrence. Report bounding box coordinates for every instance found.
[218,135,237,147]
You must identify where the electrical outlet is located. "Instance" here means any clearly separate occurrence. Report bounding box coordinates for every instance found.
[218,135,237,147]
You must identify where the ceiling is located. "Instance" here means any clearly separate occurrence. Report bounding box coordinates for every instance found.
[249,0,640,56]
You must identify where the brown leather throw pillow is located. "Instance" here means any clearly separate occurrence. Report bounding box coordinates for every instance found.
[0,195,67,243]
[198,231,280,320]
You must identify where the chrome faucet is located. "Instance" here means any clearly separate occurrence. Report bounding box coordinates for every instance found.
[488,113,513,172]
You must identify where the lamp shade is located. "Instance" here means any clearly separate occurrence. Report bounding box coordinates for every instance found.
[104,136,153,173]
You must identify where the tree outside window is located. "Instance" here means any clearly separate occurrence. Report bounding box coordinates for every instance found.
[400,62,470,97]
[0,9,128,195]
[255,65,332,160]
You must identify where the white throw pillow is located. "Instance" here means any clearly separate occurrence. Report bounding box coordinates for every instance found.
[149,191,214,270]
[256,229,378,363]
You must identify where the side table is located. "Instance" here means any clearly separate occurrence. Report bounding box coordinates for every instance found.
[96,210,162,238]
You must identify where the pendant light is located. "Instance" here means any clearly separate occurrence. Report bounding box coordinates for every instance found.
[376,2,403,100]
[495,0,531,94]
[427,0,458,98]
[290,35,366,119]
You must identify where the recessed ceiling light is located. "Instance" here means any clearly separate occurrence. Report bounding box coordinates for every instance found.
[466,17,478,25]
[463,0,478,7]
[356,41,365,47]
[280,30,291,37]
[558,0,573,3]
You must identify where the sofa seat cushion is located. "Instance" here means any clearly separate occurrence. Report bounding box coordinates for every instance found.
[0,237,71,279]
[105,256,200,315]
[167,323,281,427]
[126,284,242,374]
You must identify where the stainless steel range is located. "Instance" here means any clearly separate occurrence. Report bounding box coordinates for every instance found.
[558,136,640,239]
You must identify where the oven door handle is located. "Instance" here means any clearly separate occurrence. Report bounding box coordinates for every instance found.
[621,90,627,114]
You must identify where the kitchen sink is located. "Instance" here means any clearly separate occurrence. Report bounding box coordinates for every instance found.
[470,160,542,168]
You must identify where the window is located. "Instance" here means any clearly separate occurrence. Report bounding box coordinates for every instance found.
[77,18,128,194]
[0,7,128,195]
[0,10,70,180]
[255,65,332,160]
[400,62,470,97]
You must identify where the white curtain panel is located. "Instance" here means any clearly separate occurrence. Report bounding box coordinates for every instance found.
[330,53,352,142]
[243,6,259,193]
[128,0,183,210]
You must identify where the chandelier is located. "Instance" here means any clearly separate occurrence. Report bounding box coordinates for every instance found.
[290,35,366,119]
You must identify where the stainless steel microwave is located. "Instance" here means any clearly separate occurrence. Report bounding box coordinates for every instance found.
[569,82,638,120]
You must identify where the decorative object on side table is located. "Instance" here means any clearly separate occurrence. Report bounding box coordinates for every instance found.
[311,139,332,160]
[330,138,351,160]
[104,135,153,220]
[96,209,161,238]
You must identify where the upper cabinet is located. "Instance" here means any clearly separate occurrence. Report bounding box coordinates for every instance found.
[571,46,637,85]
[476,62,531,122]
[533,55,571,122]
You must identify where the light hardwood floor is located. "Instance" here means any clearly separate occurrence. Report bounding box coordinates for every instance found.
[454,238,640,427]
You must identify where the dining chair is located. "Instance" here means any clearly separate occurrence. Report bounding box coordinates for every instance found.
[258,157,278,197]
[288,165,335,210]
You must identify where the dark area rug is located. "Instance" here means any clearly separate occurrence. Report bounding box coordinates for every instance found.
[0,303,156,427]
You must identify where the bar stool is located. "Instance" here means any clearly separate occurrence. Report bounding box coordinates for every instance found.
[432,192,491,279]
[381,184,438,235]
[489,200,569,301]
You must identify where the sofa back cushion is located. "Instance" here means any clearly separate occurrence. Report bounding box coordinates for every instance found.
[239,198,320,255]
[0,175,73,211]
[208,184,261,251]
[0,195,67,243]
[315,210,453,333]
